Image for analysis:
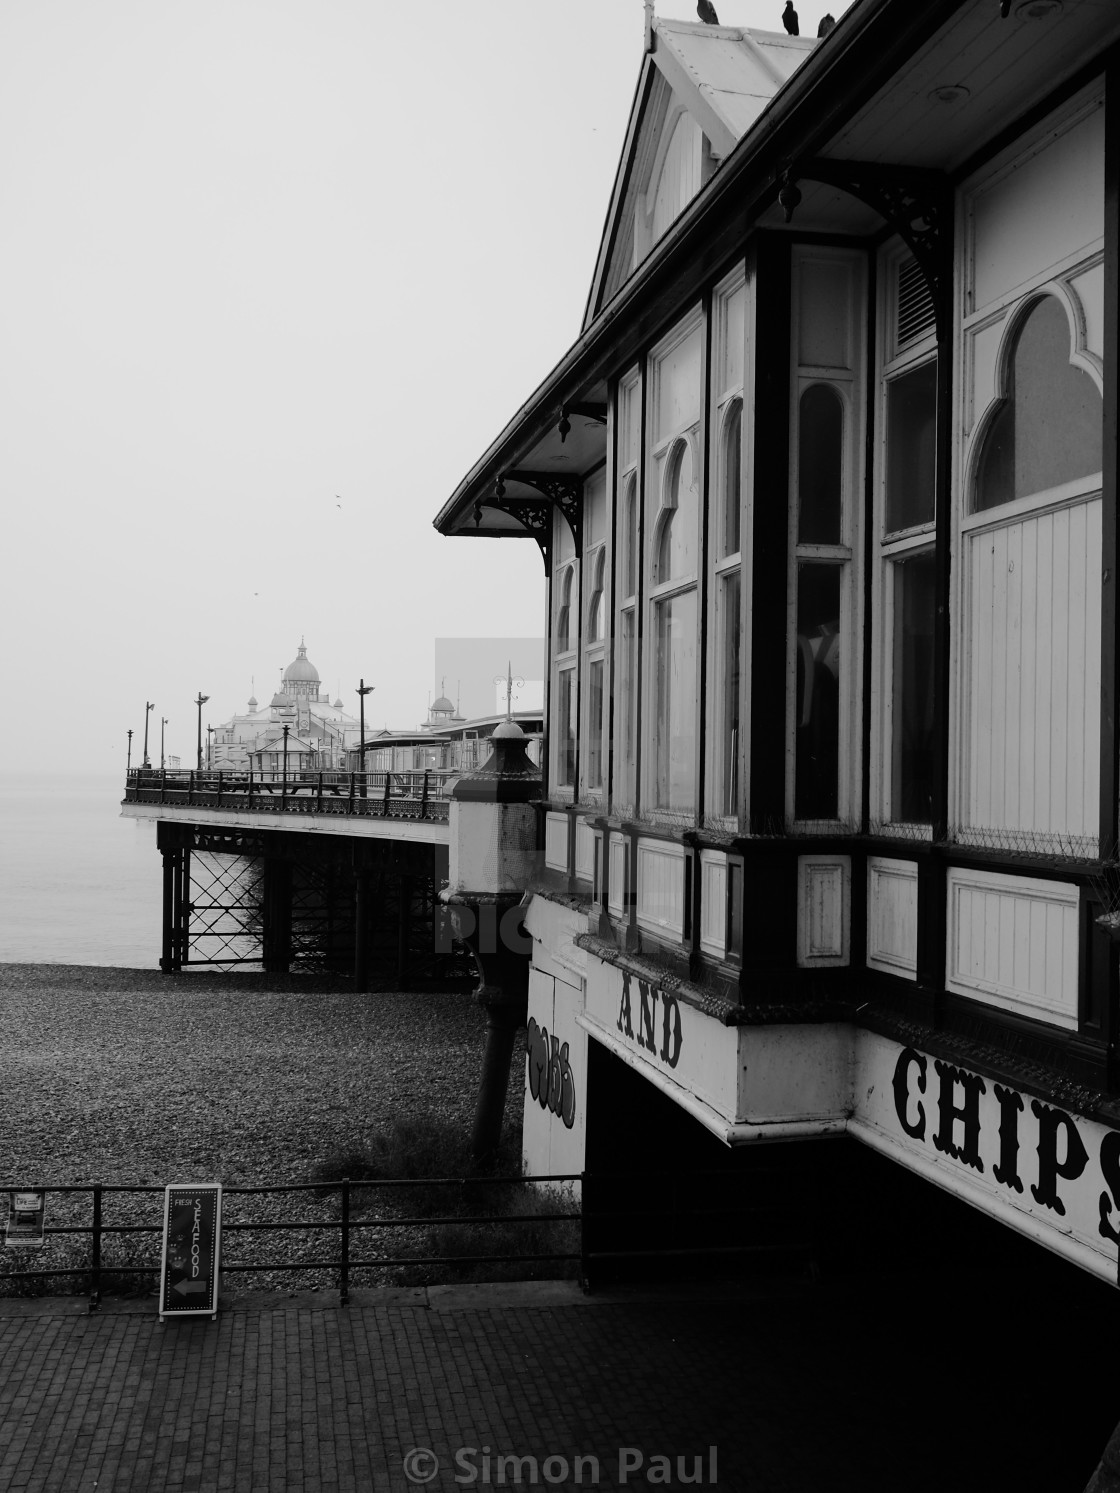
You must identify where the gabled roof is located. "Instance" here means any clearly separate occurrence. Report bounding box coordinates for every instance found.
[583,18,816,330]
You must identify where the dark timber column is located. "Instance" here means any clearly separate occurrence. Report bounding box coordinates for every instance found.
[262,856,292,974]
[742,235,797,979]
[354,870,371,992]
[397,874,412,990]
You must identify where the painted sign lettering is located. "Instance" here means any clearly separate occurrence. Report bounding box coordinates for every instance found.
[526,1017,576,1128]
[160,1184,222,1320]
[891,1047,1120,1239]
[617,970,683,1069]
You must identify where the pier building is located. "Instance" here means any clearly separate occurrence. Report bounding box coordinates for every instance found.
[431,0,1120,1299]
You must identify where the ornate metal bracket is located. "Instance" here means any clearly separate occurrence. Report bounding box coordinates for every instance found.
[474,493,554,570]
[505,470,584,557]
[780,159,951,335]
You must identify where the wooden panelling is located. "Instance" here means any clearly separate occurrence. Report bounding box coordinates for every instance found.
[636,837,686,940]
[965,496,1101,850]
[867,857,918,980]
[797,855,850,968]
[574,817,596,882]
[699,849,728,958]
[946,867,1080,1029]
[544,812,569,874]
[651,111,702,248]
[608,833,629,917]
[967,97,1104,317]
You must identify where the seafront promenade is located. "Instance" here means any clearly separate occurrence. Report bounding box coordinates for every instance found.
[2,963,1119,1490]
[2,1274,1107,1493]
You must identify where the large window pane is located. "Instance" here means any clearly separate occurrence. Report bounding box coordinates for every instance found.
[719,570,741,816]
[886,361,937,534]
[722,402,742,557]
[556,667,576,787]
[798,384,843,544]
[617,610,637,808]
[654,590,697,812]
[587,659,604,790]
[890,550,936,823]
[795,564,840,820]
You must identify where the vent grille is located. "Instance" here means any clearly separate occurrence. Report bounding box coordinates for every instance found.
[897,256,935,349]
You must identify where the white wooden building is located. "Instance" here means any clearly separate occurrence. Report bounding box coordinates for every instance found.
[435,1,1120,1289]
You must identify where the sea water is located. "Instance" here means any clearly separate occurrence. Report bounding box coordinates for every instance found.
[0,774,162,968]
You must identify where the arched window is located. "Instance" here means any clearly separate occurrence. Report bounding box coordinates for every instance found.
[798,384,843,544]
[556,567,573,652]
[974,295,1102,513]
[624,474,639,597]
[587,551,605,642]
[722,400,742,557]
[655,439,697,583]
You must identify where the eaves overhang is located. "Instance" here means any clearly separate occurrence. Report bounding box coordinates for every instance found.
[433,0,970,540]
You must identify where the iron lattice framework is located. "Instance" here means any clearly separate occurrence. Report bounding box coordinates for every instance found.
[187,851,265,966]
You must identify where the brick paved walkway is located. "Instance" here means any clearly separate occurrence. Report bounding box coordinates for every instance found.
[0,1278,1112,1492]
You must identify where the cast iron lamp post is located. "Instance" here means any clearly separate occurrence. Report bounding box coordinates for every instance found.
[281,723,290,803]
[127,729,133,772]
[356,679,373,795]
[160,717,168,770]
[206,724,214,769]
[194,693,209,770]
[142,702,154,768]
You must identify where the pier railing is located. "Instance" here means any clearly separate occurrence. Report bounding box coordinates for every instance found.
[123,767,454,823]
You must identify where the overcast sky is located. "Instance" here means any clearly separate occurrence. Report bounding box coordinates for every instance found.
[2,0,851,772]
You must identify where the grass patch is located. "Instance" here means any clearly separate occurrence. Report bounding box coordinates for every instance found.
[310,1115,580,1285]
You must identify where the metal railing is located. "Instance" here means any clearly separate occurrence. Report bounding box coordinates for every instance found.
[0,1178,582,1309]
[0,1169,821,1308]
[124,768,455,823]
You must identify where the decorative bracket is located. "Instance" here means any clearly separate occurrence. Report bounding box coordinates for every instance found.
[780,159,951,336]
[474,493,554,571]
[504,471,584,557]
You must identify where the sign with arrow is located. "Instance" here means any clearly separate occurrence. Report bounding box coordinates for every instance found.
[159,1184,222,1320]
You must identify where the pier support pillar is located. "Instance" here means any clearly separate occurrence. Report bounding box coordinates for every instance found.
[397,874,412,990]
[354,871,370,992]
[262,857,292,974]
[159,839,189,973]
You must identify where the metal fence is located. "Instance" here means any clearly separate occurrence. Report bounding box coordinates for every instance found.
[124,768,455,823]
[0,1170,820,1309]
[0,1177,582,1309]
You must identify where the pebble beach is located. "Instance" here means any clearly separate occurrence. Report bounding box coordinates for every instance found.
[0,965,526,1293]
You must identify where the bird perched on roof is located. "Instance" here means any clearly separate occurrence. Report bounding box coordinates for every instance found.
[782,1,799,35]
[697,0,719,22]
[817,12,836,35]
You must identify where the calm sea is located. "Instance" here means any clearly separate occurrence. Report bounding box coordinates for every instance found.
[0,774,162,968]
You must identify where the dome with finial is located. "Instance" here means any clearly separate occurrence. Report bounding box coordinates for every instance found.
[283,639,320,685]
[248,695,258,710]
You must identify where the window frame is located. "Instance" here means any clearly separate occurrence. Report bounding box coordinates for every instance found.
[704,264,747,828]
[641,310,705,824]
[870,242,939,839]
[784,248,866,833]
